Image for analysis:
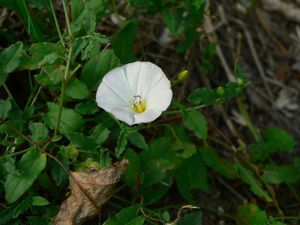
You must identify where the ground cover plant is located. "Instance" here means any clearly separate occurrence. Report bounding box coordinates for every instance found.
[1,0,300,224]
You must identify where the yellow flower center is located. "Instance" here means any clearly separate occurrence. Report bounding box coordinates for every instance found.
[132,95,146,113]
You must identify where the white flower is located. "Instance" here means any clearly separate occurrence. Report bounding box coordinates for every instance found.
[96,61,172,125]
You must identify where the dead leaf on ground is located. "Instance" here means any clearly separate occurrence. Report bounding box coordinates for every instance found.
[53,159,128,225]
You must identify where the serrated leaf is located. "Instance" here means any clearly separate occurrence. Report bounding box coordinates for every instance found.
[65,79,90,100]
[29,122,49,142]
[80,49,120,90]
[4,148,47,203]
[188,87,218,105]
[0,41,23,85]
[71,0,108,34]
[115,129,128,158]
[0,99,12,119]
[236,204,268,225]
[103,205,140,225]
[112,19,138,64]
[21,42,64,70]
[175,152,209,202]
[251,128,295,160]
[66,132,97,152]
[44,102,84,135]
[237,163,272,202]
[183,110,207,139]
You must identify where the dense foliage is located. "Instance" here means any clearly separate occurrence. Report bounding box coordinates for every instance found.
[0,0,299,224]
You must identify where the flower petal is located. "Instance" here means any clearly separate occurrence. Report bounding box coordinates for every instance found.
[146,73,172,111]
[106,106,135,125]
[96,82,129,109]
[133,109,161,124]
[146,88,172,111]
[139,62,167,97]
[123,62,166,97]
[101,67,132,103]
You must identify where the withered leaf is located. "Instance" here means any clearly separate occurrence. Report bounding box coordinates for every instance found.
[53,159,128,225]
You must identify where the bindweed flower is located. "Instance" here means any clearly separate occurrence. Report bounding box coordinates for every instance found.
[96,61,172,125]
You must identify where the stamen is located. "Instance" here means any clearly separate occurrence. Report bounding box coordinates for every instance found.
[132,95,146,113]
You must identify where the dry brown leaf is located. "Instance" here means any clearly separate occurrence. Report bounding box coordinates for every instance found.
[53,159,128,225]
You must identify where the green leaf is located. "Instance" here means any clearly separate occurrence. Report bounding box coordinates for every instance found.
[1,0,45,41]
[90,124,111,145]
[179,211,202,225]
[128,0,161,12]
[175,152,209,202]
[262,164,300,184]
[31,196,49,206]
[75,100,98,115]
[103,205,140,225]
[163,9,183,37]
[188,87,218,105]
[71,0,108,34]
[128,132,148,150]
[29,122,49,142]
[35,65,64,87]
[65,79,90,100]
[4,148,47,203]
[99,150,112,168]
[183,110,207,139]
[124,149,141,187]
[12,196,32,218]
[112,19,138,63]
[251,128,295,160]
[0,99,12,119]
[200,147,238,179]
[66,132,97,152]
[0,205,14,225]
[141,159,174,187]
[236,204,268,225]
[169,125,196,159]
[80,49,120,90]
[126,216,145,225]
[27,216,51,225]
[44,102,84,135]
[237,163,272,202]
[76,158,101,172]
[0,41,23,85]
[72,33,109,61]
[115,129,128,158]
[21,42,64,70]
[50,146,74,186]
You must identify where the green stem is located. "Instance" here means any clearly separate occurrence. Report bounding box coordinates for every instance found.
[3,83,14,101]
[62,0,72,36]
[50,0,65,47]
[164,104,205,115]
[237,97,259,141]
[54,45,73,136]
